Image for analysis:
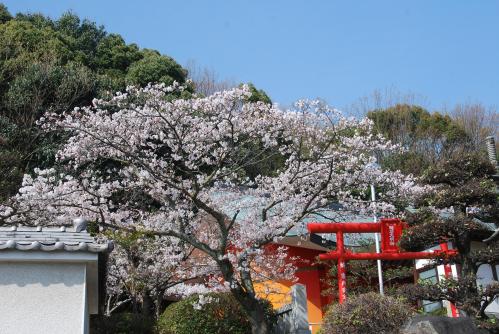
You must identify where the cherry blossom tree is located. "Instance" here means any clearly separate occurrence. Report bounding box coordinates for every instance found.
[104,231,215,318]
[0,83,422,334]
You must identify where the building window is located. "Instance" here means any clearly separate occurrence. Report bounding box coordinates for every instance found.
[419,268,443,313]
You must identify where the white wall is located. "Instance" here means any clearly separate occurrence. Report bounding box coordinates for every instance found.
[0,262,87,334]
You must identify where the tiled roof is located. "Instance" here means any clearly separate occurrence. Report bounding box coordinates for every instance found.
[0,225,112,253]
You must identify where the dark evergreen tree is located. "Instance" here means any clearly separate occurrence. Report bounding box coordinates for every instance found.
[399,152,499,325]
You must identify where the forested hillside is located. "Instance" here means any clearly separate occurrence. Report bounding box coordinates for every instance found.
[0,4,194,200]
[367,103,497,176]
[0,4,270,201]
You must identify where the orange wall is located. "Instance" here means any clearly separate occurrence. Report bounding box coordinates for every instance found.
[255,245,331,334]
[254,280,292,309]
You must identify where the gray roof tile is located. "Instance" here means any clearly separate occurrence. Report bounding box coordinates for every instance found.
[0,226,112,253]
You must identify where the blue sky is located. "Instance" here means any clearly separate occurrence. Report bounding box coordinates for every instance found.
[3,1,499,111]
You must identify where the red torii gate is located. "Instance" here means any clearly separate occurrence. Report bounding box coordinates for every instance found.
[308,218,459,316]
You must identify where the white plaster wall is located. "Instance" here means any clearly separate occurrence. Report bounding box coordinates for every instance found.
[0,262,86,334]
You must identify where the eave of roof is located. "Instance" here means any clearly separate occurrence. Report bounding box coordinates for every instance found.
[0,226,112,253]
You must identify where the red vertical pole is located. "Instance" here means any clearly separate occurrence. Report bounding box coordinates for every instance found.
[337,231,347,303]
[440,242,459,318]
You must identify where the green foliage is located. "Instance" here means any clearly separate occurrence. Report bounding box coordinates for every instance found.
[368,104,467,147]
[0,116,23,199]
[157,293,275,334]
[400,153,497,253]
[0,4,11,24]
[126,50,187,87]
[324,256,413,299]
[421,307,448,317]
[421,152,496,187]
[54,12,106,66]
[95,34,142,72]
[399,152,499,321]
[0,20,70,81]
[421,153,497,210]
[245,82,272,104]
[4,61,95,124]
[319,293,413,334]
[0,6,190,200]
[90,313,155,334]
[368,104,469,175]
[380,151,430,177]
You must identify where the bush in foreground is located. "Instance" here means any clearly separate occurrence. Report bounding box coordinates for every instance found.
[319,292,413,334]
[90,313,154,334]
[157,293,276,334]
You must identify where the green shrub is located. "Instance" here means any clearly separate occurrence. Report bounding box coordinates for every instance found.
[90,313,154,334]
[319,292,413,334]
[157,293,275,334]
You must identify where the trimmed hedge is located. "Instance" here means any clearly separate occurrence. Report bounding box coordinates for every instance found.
[90,313,154,334]
[319,292,413,334]
[157,293,275,334]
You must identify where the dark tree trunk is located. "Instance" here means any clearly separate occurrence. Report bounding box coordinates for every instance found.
[154,293,162,319]
[230,286,272,334]
[142,292,154,316]
[218,258,272,334]
[455,232,475,277]
[455,231,483,317]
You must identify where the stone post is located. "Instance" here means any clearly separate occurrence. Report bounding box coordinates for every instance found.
[290,284,311,334]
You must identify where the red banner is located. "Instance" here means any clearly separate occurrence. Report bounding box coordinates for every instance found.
[380,218,405,253]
